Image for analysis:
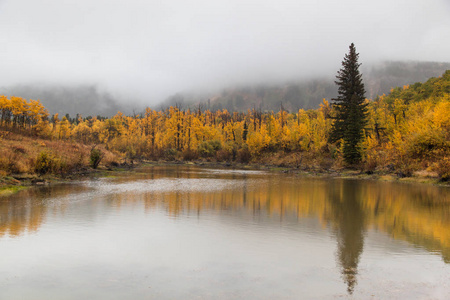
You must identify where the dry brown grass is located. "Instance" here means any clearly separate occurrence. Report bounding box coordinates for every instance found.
[253,151,336,171]
[0,130,121,176]
[431,156,450,181]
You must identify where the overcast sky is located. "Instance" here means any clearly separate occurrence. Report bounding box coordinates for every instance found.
[0,0,449,103]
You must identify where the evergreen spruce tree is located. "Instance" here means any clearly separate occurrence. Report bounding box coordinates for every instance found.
[330,43,368,165]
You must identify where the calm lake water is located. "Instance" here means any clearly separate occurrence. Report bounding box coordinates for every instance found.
[1,165,449,299]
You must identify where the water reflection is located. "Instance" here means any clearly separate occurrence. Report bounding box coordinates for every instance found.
[327,180,366,294]
[0,184,93,237]
[1,166,449,294]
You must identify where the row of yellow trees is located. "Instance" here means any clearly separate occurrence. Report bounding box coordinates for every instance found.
[0,95,332,161]
[1,73,449,177]
[0,95,49,135]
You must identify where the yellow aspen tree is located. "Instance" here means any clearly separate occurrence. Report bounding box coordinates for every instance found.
[51,113,59,139]
[10,96,27,129]
[73,120,92,143]
[59,116,71,140]
[0,95,11,127]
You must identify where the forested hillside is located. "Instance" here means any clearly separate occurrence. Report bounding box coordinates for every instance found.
[365,61,450,99]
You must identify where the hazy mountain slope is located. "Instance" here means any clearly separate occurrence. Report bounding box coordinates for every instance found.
[383,69,450,104]
[1,61,449,116]
[364,61,450,99]
[164,61,450,112]
[0,85,126,117]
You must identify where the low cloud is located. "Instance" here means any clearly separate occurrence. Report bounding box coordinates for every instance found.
[1,0,449,105]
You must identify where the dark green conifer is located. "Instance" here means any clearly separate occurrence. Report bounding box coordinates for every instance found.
[330,43,368,165]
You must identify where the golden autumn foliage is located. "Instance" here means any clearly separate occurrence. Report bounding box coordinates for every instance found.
[0,71,449,178]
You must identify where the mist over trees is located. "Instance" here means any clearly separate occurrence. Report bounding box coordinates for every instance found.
[163,61,450,113]
[0,85,130,117]
[364,61,450,99]
[1,61,449,118]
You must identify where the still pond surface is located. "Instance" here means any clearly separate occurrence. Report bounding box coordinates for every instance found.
[1,166,449,299]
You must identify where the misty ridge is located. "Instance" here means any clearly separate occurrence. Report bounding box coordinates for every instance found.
[163,61,450,112]
[0,84,128,118]
[1,0,449,119]
[1,60,449,117]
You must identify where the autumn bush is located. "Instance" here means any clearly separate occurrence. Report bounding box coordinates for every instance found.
[0,155,7,172]
[181,148,198,161]
[0,148,29,174]
[407,131,447,158]
[35,152,53,175]
[237,144,251,163]
[90,148,103,169]
[34,152,83,175]
[198,140,221,158]
[163,148,177,161]
[432,157,450,182]
[216,149,232,162]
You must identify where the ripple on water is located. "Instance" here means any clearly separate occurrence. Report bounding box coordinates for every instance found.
[94,178,264,195]
[199,168,268,175]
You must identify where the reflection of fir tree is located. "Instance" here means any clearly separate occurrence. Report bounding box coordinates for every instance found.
[328,179,366,294]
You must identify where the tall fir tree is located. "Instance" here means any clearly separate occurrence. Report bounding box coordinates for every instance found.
[330,43,368,165]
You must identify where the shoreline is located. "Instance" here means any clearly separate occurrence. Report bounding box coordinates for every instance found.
[132,160,450,187]
[1,160,448,197]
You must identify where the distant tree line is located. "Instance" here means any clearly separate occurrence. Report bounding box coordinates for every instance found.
[1,51,450,179]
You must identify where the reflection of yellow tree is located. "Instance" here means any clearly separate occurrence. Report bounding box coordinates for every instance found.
[0,189,48,237]
[0,185,91,237]
[102,170,450,265]
[1,167,449,292]
[177,175,447,293]
[362,182,450,263]
[105,168,450,294]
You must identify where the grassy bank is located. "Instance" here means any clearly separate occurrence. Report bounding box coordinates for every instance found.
[0,131,122,189]
[1,128,448,199]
